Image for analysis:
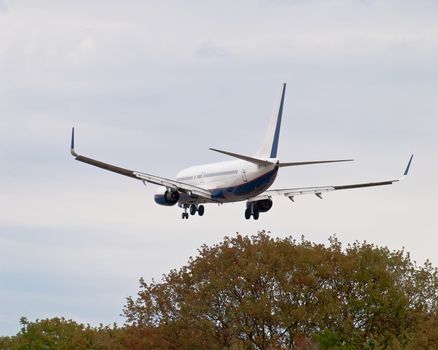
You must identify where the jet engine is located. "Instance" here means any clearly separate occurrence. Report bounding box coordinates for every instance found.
[154,187,180,206]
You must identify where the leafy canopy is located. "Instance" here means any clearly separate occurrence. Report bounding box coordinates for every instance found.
[1,232,437,349]
[123,232,438,349]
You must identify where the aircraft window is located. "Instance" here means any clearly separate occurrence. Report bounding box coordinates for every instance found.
[203,170,238,178]
[178,171,238,181]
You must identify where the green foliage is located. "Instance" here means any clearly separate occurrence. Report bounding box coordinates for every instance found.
[123,232,438,349]
[313,330,343,349]
[1,232,437,349]
[0,317,125,350]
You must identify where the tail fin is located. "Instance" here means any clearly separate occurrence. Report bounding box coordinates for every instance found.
[255,83,286,159]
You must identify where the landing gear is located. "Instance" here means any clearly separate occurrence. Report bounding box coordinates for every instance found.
[190,204,197,216]
[245,208,251,220]
[198,205,205,216]
[253,207,259,220]
[245,203,260,220]
[182,205,189,219]
[182,204,205,219]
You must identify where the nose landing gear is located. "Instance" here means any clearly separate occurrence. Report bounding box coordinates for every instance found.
[182,205,189,219]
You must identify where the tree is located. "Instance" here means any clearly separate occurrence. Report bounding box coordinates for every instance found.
[2,232,437,349]
[0,317,125,350]
[124,232,438,349]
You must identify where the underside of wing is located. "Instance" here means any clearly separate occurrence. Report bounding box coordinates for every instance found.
[70,128,215,202]
[248,155,413,203]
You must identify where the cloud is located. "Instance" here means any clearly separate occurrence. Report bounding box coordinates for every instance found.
[195,41,228,59]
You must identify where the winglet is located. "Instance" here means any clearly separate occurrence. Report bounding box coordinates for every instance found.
[400,154,414,180]
[70,127,78,157]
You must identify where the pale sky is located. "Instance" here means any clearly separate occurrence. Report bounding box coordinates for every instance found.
[1,0,437,335]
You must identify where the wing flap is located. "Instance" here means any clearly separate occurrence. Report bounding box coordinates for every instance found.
[132,171,213,199]
[248,180,397,203]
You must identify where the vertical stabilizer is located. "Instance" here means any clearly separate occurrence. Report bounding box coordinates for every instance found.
[255,83,286,159]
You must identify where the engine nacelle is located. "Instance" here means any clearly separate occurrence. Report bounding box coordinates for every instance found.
[249,199,273,213]
[154,188,180,206]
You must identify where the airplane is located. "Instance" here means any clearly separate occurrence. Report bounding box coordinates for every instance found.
[70,83,413,220]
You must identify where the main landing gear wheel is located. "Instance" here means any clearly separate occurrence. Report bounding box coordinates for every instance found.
[244,204,260,220]
[188,204,205,216]
[189,204,197,216]
[198,205,205,216]
[182,204,205,219]
[244,208,251,220]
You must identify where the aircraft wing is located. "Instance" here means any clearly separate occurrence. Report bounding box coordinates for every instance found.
[70,128,215,201]
[248,155,414,203]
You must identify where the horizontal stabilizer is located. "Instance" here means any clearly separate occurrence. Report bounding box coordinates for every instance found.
[209,148,274,166]
[279,159,354,167]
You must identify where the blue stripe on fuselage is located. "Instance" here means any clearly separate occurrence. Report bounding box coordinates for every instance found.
[210,167,278,201]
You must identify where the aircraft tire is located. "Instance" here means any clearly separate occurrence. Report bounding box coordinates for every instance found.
[189,204,197,216]
[253,208,259,220]
[244,208,251,220]
[198,205,204,216]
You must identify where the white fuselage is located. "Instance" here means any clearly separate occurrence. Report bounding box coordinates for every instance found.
[173,160,279,204]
